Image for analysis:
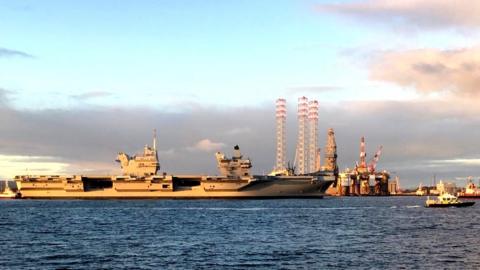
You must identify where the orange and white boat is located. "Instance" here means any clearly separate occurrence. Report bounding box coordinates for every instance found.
[457,179,480,199]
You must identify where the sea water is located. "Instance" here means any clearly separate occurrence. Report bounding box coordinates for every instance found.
[1,197,479,269]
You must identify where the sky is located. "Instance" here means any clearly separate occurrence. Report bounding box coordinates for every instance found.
[1,0,480,187]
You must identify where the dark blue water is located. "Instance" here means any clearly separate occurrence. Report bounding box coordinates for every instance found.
[1,197,480,269]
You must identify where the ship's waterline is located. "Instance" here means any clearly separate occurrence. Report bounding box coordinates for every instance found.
[15,175,334,199]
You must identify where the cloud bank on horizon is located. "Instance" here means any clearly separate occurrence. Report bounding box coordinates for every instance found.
[0,0,479,186]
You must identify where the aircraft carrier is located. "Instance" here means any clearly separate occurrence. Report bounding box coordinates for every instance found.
[14,131,337,199]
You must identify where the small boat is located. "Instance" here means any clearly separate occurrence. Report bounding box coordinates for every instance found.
[0,181,20,199]
[457,178,480,199]
[425,192,475,208]
[416,183,426,196]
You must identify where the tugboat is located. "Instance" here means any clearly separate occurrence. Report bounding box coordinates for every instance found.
[425,192,475,208]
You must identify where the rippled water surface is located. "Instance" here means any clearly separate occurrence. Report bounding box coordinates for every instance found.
[2,197,480,269]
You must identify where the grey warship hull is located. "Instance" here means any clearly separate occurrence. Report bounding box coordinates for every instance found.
[15,174,334,199]
[14,129,338,199]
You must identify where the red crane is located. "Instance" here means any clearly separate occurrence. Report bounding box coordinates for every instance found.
[368,145,383,174]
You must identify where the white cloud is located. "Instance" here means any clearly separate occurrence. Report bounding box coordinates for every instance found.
[70,91,112,101]
[158,148,175,156]
[369,46,480,98]
[0,155,69,178]
[317,0,480,30]
[187,139,226,152]
[225,127,252,136]
[429,158,480,166]
[65,161,119,175]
